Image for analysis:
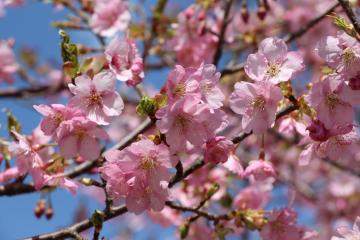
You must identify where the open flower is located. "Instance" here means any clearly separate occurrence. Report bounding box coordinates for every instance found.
[306,76,360,129]
[156,95,228,152]
[68,71,124,125]
[56,117,108,160]
[100,139,173,214]
[90,0,131,37]
[33,104,83,136]
[245,37,304,84]
[332,217,360,240]
[316,31,360,77]
[229,81,283,134]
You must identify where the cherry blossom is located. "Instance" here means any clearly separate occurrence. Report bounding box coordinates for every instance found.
[105,36,144,86]
[8,131,46,189]
[331,217,360,240]
[204,136,234,164]
[156,95,228,152]
[229,81,283,134]
[90,0,131,37]
[33,104,84,136]
[316,31,360,77]
[0,39,18,84]
[260,208,303,240]
[306,76,360,129]
[245,37,304,84]
[68,71,124,125]
[243,160,276,181]
[56,117,108,160]
[100,139,173,214]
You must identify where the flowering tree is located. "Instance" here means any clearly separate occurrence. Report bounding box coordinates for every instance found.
[2,0,360,239]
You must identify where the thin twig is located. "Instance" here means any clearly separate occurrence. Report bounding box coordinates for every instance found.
[221,2,340,76]
[338,0,360,35]
[212,0,234,66]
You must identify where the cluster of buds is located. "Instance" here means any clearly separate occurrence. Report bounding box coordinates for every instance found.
[241,0,272,23]
[34,199,53,220]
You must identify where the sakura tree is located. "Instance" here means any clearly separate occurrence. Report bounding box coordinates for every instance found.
[1,0,360,239]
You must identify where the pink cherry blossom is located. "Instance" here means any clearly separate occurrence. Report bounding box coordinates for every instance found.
[68,71,124,125]
[233,181,271,210]
[204,136,234,164]
[164,63,224,109]
[56,117,108,160]
[8,131,46,189]
[0,167,20,183]
[105,36,144,86]
[331,217,360,240]
[261,208,303,240]
[163,65,199,103]
[243,160,276,181]
[100,139,173,214]
[316,31,360,77]
[33,104,83,136]
[245,37,304,84]
[89,0,131,37]
[169,4,217,67]
[229,81,283,134]
[278,116,307,137]
[0,39,18,84]
[43,174,78,195]
[156,95,228,152]
[306,76,360,129]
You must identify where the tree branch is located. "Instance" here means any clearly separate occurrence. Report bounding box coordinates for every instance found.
[338,0,360,35]
[221,2,340,76]
[212,0,234,66]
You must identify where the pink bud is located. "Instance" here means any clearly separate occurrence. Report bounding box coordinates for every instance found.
[307,119,330,142]
[349,74,360,90]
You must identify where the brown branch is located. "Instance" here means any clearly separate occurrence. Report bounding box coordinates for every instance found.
[221,2,340,76]
[24,205,128,240]
[212,0,234,66]
[0,119,154,196]
[338,0,360,35]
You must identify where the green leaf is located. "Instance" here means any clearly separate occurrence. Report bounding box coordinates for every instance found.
[59,29,79,79]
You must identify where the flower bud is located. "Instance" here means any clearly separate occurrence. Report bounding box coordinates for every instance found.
[307,119,330,142]
[45,206,54,220]
[257,5,267,21]
[349,74,360,90]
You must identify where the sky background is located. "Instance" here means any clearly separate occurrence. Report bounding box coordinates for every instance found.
[0,1,316,239]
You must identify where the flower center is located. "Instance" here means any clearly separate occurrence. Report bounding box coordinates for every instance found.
[252,96,266,110]
[173,83,186,97]
[74,127,86,139]
[342,48,356,65]
[201,81,212,94]
[140,156,155,170]
[52,112,64,126]
[326,93,339,110]
[175,114,190,131]
[266,63,280,77]
[87,89,102,106]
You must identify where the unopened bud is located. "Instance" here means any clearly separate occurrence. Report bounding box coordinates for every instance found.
[34,206,44,218]
[179,222,189,239]
[349,74,360,90]
[257,5,267,21]
[241,5,249,23]
[45,207,54,220]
